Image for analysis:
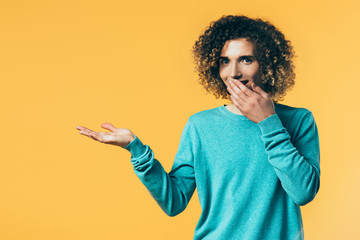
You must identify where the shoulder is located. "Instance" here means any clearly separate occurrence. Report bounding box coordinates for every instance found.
[274,103,317,140]
[177,106,222,142]
[275,102,314,124]
[275,104,319,147]
[275,102,311,116]
[187,105,223,125]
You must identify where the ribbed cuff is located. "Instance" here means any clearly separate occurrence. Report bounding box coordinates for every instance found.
[257,114,284,135]
[124,134,147,158]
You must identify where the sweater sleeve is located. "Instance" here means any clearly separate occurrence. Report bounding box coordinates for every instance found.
[257,112,320,206]
[124,120,197,216]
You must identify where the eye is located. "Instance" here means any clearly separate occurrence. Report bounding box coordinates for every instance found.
[241,58,253,64]
[220,59,229,65]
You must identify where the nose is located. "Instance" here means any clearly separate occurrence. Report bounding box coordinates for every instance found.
[230,62,242,80]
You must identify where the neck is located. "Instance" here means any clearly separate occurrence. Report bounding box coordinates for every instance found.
[225,103,244,115]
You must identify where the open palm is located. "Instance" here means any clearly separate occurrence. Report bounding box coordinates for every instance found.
[76,123,134,148]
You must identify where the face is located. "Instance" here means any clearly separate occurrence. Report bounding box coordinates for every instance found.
[219,38,264,91]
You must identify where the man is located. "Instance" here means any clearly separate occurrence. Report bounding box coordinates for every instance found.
[76,15,320,240]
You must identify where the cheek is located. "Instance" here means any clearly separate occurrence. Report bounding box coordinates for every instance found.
[219,69,227,84]
[251,64,260,76]
[254,67,262,79]
[250,66,261,80]
[253,71,264,87]
[219,67,225,77]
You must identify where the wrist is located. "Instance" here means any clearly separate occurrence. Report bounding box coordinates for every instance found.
[257,113,284,135]
[256,113,274,124]
[124,134,147,158]
[126,133,135,146]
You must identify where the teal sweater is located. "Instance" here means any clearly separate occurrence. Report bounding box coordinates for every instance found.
[124,103,320,240]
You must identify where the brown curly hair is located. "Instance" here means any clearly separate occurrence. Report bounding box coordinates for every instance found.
[192,15,296,102]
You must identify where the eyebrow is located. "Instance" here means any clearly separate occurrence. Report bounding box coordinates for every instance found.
[219,55,255,60]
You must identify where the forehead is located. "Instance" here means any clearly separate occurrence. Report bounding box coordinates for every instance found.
[220,38,256,56]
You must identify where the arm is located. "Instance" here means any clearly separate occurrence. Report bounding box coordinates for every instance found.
[227,80,320,205]
[76,121,197,216]
[124,120,197,216]
[257,112,320,206]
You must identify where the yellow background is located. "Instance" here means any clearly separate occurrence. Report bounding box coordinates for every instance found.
[1,0,359,239]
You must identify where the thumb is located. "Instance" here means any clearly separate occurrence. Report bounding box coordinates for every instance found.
[252,82,268,98]
[101,122,118,132]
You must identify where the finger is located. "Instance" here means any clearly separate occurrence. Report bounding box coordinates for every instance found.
[88,131,101,141]
[227,85,246,105]
[76,125,87,131]
[76,125,95,133]
[228,81,247,102]
[233,80,255,97]
[252,82,269,99]
[77,125,113,144]
[78,127,100,139]
[230,95,244,110]
[101,122,117,132]
[78,127,93,137]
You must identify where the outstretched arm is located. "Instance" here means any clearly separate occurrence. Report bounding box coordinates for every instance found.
[124,120,197,216]
[76,121,197,216]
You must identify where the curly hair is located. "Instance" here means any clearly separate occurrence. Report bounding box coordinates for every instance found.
[192,15,296,102]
